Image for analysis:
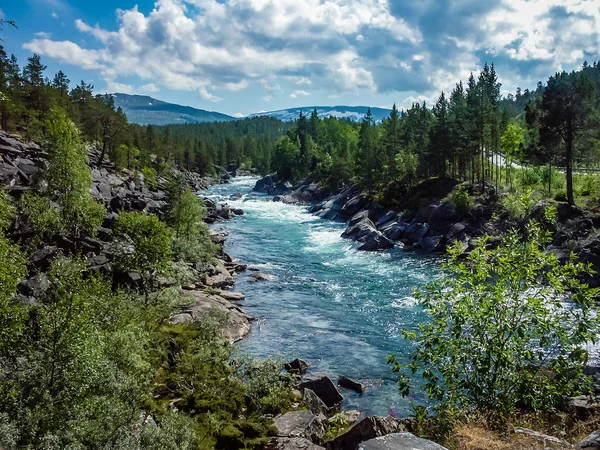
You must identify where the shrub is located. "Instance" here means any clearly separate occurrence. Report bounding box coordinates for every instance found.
[0,188,15,231]
[443,186,474,216]
[20,193,62,240]
[142,166,158,190]
[389,219,599,423]
[554,189,568,202]
[170,189,216,264]
[114,211,173,300]
[501,190,535,220]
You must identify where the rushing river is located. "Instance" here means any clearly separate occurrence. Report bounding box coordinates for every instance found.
[205,176,442,416]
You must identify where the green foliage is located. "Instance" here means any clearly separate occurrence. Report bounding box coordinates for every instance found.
[114,211,173,298]
[324,413,352,442]
[394,148,418,187]
[45,108,105,237]
[142,166,158,190]
[443,186,474,215]
[19,193,62,240]
[501,189,535,220]
[170,188,216,264]
[389,220,599,422]
[0,187,15,230]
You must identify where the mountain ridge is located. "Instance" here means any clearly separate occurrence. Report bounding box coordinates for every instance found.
[112,93,392,125]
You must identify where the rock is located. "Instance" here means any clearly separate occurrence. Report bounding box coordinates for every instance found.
[568,395,600,418]
[274,410,325,444]
[110,195,126,212]
[204,260,235,289]
[358,432,448,450]
[577,430,600,449]
[217,290,245,302]
[513,427,570,447]
[249,272,275,282]
[285,358,311,375]
[419,235,443,253]
[232,208,244,216]
[326,416,411,450]
[338,376,365,393]
[18,273,51,297]
[265,437,325,450]
[349,210,375,227]
[299,375,343,414]
[172,290,253,343]
[30,247,60,271]
[342,218,394,251]
[303,388,330,419]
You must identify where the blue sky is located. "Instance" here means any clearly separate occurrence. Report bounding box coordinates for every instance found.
[2,0,599,117]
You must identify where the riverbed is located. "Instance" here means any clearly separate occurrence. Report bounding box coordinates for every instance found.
[205,176,442,416]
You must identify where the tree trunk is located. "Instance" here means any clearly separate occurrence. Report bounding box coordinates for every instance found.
[566,126,574,205]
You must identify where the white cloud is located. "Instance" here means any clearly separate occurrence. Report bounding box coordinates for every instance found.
[140,83,159,93]
[21,0,600,104]
[232,112,245,118]
[290,90,310,98]
[34,31,52,39]
[51,11,59,19]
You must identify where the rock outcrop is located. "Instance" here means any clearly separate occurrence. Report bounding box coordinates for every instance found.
[358,432,448,450]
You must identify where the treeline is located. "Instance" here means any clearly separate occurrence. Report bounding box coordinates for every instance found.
[0,46,288,178]
[272,62,600,206]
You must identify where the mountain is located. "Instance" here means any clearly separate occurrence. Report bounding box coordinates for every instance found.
[248,105,392,122]
[112,93,236,125]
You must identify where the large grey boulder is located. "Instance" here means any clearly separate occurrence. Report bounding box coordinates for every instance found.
[578,430,600,449]
[274,410,325,444]
[303,388,330,419]
[326,416,410,450]
[300,375,343,414]
[342,218,394,251]
[358,433,448,450]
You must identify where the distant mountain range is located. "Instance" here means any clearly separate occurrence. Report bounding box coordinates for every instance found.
[112,93,236,125]
[249,106,392,123]
[112,93,392,125]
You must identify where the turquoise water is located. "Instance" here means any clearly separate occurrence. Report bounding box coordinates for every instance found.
[205,177,442,416]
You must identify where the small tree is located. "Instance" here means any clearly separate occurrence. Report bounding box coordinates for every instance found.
[170,189,216,264]
[389,213,598,422]
[45,108,105,236]
[114,211,173,301]
[394,148,418,188]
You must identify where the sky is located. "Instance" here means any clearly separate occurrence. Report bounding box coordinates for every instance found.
[1,0,599,117]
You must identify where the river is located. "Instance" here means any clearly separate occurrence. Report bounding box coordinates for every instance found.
[205,176,442,416]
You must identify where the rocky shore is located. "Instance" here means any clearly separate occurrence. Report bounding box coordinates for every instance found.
[255,174,600,287]
[0,129,254,344]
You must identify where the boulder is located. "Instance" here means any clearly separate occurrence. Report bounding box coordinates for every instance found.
[577,430,600,449]
[30,247,60,271]
[285,358,311,375]
[349,210,374,227]
[358,433,448,450]
[266,437,325,450]
[338,376,365,394]
[513,427,570,447]
[303,388,330,419]
[172,290,253,343]
[299,375,343,414]
[274,410,325,444]
[249,272,275,282]
[18,273,51,297]
[326,416,410,450]
[419,235,443,253]
[342,218,394,251]
[568,395,600,419]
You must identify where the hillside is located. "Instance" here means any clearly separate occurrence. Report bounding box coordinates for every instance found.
[249,105,392,122]
[112,93,236,125]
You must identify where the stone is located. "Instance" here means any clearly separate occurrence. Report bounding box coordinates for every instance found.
[342,218,394,251]
[513,427,570,447]
[577,430,600,449]
[250,272,275,282]
[419,235,443,253]
[285,358,311,375]
[217,290,245,301]
[18,273,51,297]
[358,433,448,450]
[299,375,343,413]
[326,416,411,450]
[303,388,330,419]
[338,376,365,393]
[274,410,325,444]
[265,437,325,450]
[568,395,600,418]
[172,290,253,343]
[31,247,60,271]
[232,208,244,215]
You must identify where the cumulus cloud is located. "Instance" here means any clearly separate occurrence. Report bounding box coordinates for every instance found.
[290,90,310,98]
[22,0,600,104]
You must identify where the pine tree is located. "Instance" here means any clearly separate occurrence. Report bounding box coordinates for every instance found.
[429,92,451,177]
[382,103,401,182]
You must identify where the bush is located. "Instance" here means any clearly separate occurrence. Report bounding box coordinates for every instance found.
[20,193,62,240]
[501,190,535,220]
[170,189,216,264]
[142,166,158,190]
[443,186,474,216]
[554,189,568,202]
[114,211,173,300]
[389,219,599,423]
[0,188,15,231]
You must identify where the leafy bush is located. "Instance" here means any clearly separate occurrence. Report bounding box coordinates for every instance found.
[324,413,352,441]
[114,211,173,300]
[142,166,158,190]
[0,188,15,231]
[20,193,62,240]
[501,190,535,220]
[389,220,599,423]
[443,186,474,215]
[170,189,216,264]
[554,189,568,202]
